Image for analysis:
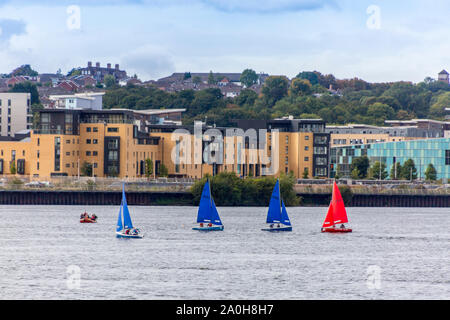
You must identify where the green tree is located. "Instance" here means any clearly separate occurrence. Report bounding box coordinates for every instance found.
[235,88,257,106]
[261,76,289,107]
[390,162,402,180]
[369,161,388,180]
[183,72,191,80]
[159,164,169,177]
[207,71,216,85]
[350,156,370,179]
[145,158,154,179]
[9,81,40,104]
[10,161,16,175]
[289,78,312,96]
[240,69,258,88]
[401,159,417,181]
[10,64,38,77]
[424,163,437,181]
[302,167,309,179]
[429,92,450,119]
[81,161,93,176]
[350,167,360,180]
[104,75,116,88]
[192,76,202,85]
[296,71,319,85]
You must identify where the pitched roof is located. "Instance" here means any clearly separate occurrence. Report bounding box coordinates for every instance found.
[439,69,449,75]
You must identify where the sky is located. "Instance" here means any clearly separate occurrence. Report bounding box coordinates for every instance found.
[0,0,449,82]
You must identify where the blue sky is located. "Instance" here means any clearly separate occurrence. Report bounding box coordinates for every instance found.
[0,0,449,82]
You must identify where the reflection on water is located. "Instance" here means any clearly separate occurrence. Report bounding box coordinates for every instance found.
[0,206,448,299]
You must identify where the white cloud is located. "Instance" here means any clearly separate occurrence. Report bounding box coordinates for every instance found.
[120,45,175,80]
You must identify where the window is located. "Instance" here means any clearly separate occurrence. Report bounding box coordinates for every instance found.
[314,146,327,155]
[66,152,70,156]
[93,127,98,132]
[86,139,91,144]
[304,157,309,161]
[93,139,98,144]
[86,127,91,132]
[446,150,450,165]
[86,151,91,156]
[305,136,309,140]
[316,157,327,166]
[66,140,70,144]
[305,146,309,151]
[314,136,328,144]
[108,127,118,132]
[93,151,98,156]
[108,150,118,161]
[66,163,70,168]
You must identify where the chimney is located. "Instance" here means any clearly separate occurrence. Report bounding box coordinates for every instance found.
[115,64,119,70]
[96,62,100,68]
[88,61,92,67]
[107,63,111,69]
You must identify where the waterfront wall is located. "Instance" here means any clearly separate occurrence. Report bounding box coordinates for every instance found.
[0,190,449,207]
[0,190,193,206]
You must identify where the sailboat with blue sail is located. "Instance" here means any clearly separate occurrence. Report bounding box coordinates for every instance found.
[192,179,224,231]
[116,183,143,238]
[261,179,292,232]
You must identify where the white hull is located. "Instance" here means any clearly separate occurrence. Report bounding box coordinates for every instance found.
[116,231,143,238]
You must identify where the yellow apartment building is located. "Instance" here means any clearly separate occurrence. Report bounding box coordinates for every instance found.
[0,110,330,180]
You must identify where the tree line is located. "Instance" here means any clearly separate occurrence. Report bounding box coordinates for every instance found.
[101,69,450,127]
[338,156,438,181]
[190,172,299,206]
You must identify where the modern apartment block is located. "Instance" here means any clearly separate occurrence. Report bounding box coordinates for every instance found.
[330,138,450,180]
[0,109,331,179]
[0,92,32,137]
[48,92,105,110]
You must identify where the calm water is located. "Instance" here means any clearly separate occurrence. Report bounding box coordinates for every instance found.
[0,205,448,300]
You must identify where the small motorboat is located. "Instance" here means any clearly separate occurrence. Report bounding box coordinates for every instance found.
[116,184,143,238]
[321,181,352,233]
[262,179,292,232]
[80,214,97,223]
[192,179,224,232]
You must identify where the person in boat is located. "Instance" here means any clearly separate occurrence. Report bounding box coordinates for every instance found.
[200,223,204,228]
[208,223,212,227]
[91,214,97,221]
[269,224,274,229]
[340,224,346,229]
[125,229,130,235]
[277,224,281,228]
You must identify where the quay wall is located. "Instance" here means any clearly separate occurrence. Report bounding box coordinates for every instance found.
[0,190,449,207]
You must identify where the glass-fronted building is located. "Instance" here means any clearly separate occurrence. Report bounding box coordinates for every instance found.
[331,138,450,180]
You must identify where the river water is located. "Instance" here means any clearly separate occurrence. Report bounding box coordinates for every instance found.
[0,205,448,300]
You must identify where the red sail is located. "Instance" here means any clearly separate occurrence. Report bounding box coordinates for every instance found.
[331,182,349,224]
[322,203,334,228]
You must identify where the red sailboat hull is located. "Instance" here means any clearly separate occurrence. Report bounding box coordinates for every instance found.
[321,228,352,233]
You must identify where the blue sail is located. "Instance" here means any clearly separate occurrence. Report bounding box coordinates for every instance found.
[281,200,291,226]
[116,201,123,232]
[266,180,282,223]
[210,199,223,226]
[122,184,134,229]
[197,180,211,223]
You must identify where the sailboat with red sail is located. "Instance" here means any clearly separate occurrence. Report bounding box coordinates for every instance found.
[321,182,352,233]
